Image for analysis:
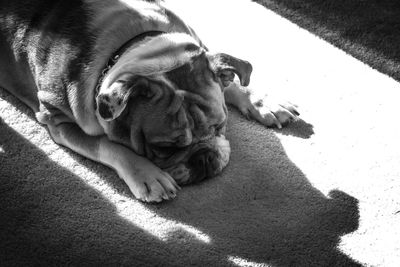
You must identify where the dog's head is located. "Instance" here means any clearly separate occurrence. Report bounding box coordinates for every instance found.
[95,33,252,184]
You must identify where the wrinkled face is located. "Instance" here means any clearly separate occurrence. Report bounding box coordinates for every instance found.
[96,33,251,184]
[124,56,229,184]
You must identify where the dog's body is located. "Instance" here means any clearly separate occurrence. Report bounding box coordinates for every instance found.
[0,0,299,202]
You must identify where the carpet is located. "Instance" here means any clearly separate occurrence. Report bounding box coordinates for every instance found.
[254,0,400,82]
[1,0,399,266]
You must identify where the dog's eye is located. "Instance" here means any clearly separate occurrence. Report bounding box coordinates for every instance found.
[151,145,180,159]
[154,141,175,147]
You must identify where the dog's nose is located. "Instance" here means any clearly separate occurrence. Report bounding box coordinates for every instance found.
[188,148,219,183]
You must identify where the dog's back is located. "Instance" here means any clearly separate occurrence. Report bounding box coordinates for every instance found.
[0,0,201,121]
[0,0,96,111]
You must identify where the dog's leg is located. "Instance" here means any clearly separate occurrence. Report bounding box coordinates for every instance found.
[46,122,180,202]
[224,82,299,128]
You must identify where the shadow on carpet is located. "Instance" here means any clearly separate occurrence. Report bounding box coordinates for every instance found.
[0,117,187,266]
[1,88,361,266]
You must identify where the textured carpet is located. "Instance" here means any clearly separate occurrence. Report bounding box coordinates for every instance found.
[1,0,399,266]
[254,0,400,82]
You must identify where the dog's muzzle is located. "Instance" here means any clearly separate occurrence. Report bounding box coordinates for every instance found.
[162,135,230,185]
[187,148,220,183]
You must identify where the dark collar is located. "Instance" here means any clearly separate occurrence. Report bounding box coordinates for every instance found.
[94,31,164,98]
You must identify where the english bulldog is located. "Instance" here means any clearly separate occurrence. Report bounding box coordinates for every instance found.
[0,0,299,202]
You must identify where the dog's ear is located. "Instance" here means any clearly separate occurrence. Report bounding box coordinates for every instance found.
[208,53,253,87]
[96,76,152,121]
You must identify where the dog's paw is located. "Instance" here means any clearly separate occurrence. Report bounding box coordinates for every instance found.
[224,82,299,128]
[244,98,300,129]
[119,159,181,203]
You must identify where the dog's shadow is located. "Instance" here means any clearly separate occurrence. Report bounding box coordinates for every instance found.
[0,89,361,266]
[147,109,361,266]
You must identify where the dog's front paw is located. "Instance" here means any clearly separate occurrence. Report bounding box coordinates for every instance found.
[247,98,300,129]
[119,158,181,203]
[224,82,299,128]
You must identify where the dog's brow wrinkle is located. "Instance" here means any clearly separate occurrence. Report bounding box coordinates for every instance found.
[176,106,189,129]
[189,103,207,129]
[177,90,207,107]
[186,110,195,129]
[166,92,183,115]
